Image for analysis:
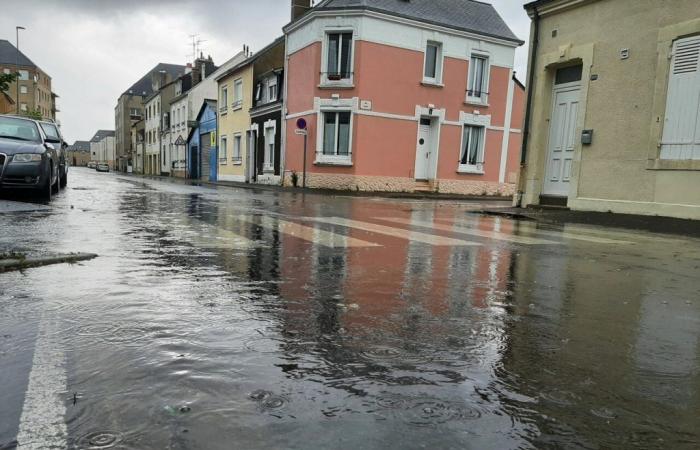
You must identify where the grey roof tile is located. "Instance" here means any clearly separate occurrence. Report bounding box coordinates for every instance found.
[69,140,91,152]
[309,0,521,43]
[0,39,37,67]
[90,130,115,143]
[122,63,187,97]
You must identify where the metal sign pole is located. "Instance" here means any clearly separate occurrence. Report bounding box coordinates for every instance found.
[303,133,307,189]
[296,118,308,189]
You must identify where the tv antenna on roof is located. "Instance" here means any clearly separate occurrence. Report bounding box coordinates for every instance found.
[187,34,208,62]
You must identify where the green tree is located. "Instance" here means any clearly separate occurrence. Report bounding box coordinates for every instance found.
[0,72,17,93]
[23,108,43,120]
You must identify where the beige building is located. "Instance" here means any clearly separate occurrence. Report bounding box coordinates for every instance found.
[66,141,91,167]
[216,51,255,182]
[114,63,186,172]
[89,130,116,168]
[518,0,700,220]
[131,119,145,174]
[0,39,56,120]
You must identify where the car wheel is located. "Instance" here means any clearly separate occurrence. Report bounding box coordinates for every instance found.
[42,168,52,202]
[52,170,60,194]
[60,171,68,188]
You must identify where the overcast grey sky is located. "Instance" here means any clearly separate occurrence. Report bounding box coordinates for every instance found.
[1,0,531,143]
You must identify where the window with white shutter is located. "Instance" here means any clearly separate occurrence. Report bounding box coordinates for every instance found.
[660,35,700,160]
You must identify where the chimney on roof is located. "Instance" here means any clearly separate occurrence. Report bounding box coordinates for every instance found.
[291,0,312,21]
[192,54,214,85]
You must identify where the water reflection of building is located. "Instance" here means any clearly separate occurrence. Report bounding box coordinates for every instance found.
[275,203,517,372]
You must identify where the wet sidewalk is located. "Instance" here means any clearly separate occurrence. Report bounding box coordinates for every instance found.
[479,206,700,238]
[124,172,515,203]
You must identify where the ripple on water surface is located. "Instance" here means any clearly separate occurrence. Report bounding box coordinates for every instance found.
[375,394,484,428]
[71,323,154,347]
[76,431,123,449]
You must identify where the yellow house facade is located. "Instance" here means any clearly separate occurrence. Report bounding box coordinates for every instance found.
[518,0,700,220]
[216,58,254,182]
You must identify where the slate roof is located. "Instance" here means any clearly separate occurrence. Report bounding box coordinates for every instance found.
[69,140,91,152]
[0,40,37,67]
[297,0,521,44]
[90,130,115,143]
[121,63,187,97]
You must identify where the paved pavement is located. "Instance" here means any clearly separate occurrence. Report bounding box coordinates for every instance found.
[1,168,699,449]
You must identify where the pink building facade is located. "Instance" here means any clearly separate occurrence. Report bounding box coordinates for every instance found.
[282,0,525,196]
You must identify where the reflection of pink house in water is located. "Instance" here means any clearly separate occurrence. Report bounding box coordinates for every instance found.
[282,0,525,196]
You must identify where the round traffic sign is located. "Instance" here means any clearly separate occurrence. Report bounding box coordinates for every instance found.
[296,118,307,130]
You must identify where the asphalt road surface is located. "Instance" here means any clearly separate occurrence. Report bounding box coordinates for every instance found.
[1,168,699,449]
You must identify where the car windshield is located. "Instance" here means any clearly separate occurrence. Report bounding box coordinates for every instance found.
[0,116,42,143]
[40,123,61,142]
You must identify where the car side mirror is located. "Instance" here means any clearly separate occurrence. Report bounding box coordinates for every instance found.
[44,143,55,151]
[45,138,61,144]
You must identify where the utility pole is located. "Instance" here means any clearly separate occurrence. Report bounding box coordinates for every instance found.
[15,26,25,115]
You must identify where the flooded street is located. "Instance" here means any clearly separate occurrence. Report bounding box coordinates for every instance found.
[1,168,699,449]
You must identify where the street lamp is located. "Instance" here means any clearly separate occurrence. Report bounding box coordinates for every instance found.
[15,26,25,115]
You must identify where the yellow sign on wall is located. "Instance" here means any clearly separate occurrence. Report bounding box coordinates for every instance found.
[210,131,217,147]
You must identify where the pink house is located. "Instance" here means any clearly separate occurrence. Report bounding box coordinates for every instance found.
[282,0,525,195]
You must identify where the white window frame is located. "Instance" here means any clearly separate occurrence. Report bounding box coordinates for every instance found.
[458,112,491,174]
[316,111,353,165]
[466,51,491,106]
[20,103,27,112]
[263,119,276,172]
[320,29,355,88]
[19,85,27,94]
[18,70,29,81]
[219,135,228,162]
[220,86,228,115]
[232,79,243,110]
[232,133,242,163]
[268,77,278,102]
[422,41,444,85]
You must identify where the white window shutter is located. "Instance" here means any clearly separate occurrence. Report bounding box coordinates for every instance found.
[660,36,700,160]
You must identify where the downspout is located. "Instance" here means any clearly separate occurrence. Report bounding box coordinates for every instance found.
[516,7,540,207]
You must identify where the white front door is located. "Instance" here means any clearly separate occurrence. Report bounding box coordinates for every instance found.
[415,118,432,180]
[543,86,580,196]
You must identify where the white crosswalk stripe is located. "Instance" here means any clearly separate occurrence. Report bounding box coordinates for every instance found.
[239,215,380,248]
[306,217,481,246]
[436,217,633,245]
[378,217,560,245]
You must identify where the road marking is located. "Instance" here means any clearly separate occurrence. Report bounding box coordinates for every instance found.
[378,217,559,245]
[436,218,633,245]
[239,215,380,248]
[16,313,67,449]
[172,216,256,249]
[500,221,634,245]
[306,217,481,246]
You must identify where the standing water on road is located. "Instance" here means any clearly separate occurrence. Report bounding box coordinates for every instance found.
[1,169,699,449]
